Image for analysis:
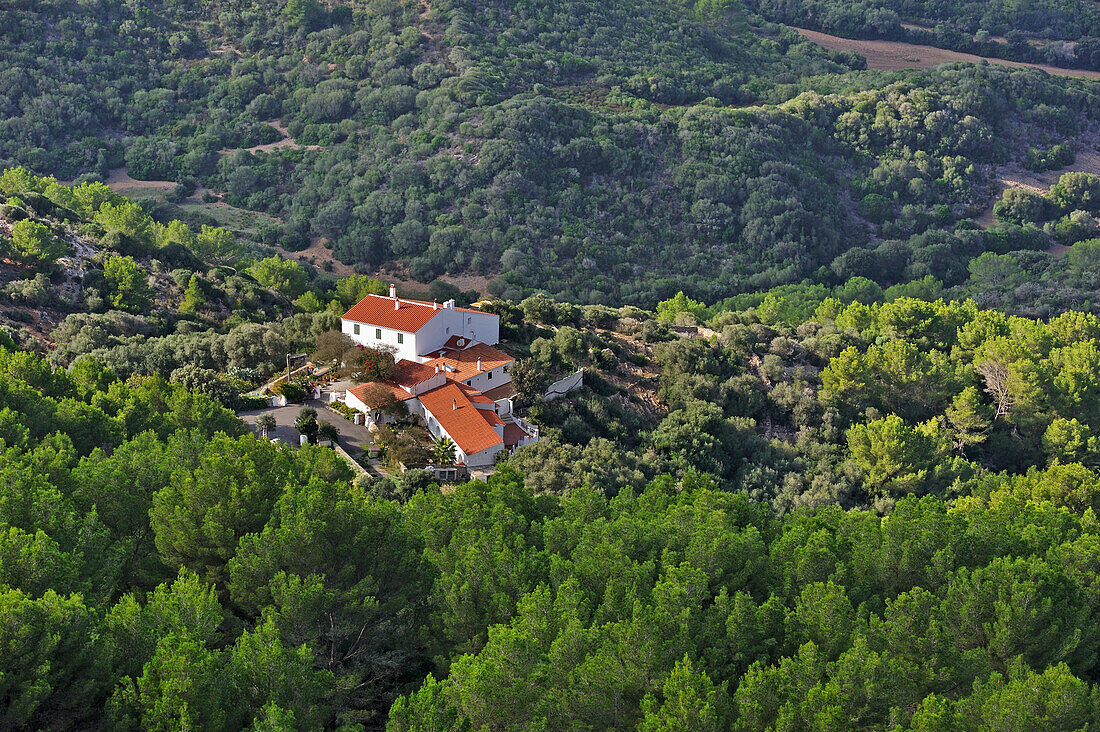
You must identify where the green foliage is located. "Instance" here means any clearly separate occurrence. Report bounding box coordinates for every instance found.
[95,201,154,251]
[284,0,323,29]
[7,219,66,266]
[656,291,709,324]
[0,588,101,729]
[178,274,206,314]
[191,226,244,268]
[103,255,154,312]
[6,0,1100,724]
[334,275,387,309]
[2,0,1094,305]
[10,293,1100,728]
[1050,172,1100,214]
[745,0,1100,71]
[994,188,1050,225]
[247,256,308,299]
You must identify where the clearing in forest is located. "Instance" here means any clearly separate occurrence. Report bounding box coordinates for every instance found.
[103,167,176,197]
[976,129,1100,231]
[794,28,1100,80]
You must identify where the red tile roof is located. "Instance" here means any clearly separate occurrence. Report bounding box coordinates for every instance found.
[422,343,513,382]
[417,382,503,456]
[392,359,438,388]
[342,294,488,332]
[503,423,528,447]
[442,335,474,350]
[346,381,416,408]
[342,295,442,333]
[480,382,516,401]
[451,380,495,404]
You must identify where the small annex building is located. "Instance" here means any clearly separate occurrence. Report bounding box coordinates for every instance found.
[340,287,537,468]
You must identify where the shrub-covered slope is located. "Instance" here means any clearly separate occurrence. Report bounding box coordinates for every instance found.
[4,0,1100,304]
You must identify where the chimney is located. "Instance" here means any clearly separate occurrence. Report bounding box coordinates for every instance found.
[433,300,438,310]
[389,284,396,299]
[444,299,455,310]
[394,298,400,310]
[434,365,439,373]
[452,399,457,411]
[476,357,482,371]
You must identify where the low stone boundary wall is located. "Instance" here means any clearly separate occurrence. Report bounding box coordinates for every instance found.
[332,441,369,475]
[545,370,583,401]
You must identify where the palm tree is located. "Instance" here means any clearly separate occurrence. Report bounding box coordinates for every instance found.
[256,414,276,439]
[431,437,456,465]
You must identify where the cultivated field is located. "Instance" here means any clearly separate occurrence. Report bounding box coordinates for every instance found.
[794,28,1100,79]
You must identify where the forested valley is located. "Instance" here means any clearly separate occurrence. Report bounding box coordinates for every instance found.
[4,0,1100,303]
[7,0,1100,728]
[2,170,1100,727]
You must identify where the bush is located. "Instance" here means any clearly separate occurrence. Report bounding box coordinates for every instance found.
[329,401,360,420]
[8,219,67,265]
[274,381,307,402]
[235,394,270,411]
[1024,143,1075,172]
[994,188,1052,225]
[0,204,28,222]
[3,274,54,305]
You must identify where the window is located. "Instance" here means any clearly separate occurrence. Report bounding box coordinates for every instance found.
[467,317,471,324]
[397,333,404,344]
[487,371,493,380]
[353,324,360,335]
[375,328,381,339]
[446,327,450,335]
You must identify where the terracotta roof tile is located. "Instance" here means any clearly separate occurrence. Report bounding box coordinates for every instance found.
[442,335,474,349]
[422,343,513,383]
[346,381,415,408]
[342,295,443,333]
[480,382,516,400]
[418,382,503,456]
[392,359,439,388]
[449,380,495,404]
[503,423,528,447]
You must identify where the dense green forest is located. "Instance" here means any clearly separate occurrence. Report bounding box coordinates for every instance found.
[11,289,1100,728]
[7,174,1100,726]
[7,0,1100,727]
[6,173,1100,726]
[3,0,1100,303]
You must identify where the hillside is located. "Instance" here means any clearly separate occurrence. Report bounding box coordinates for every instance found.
[4,0,1100,305]
[9,4,1100,728]
[10,278,1100,727]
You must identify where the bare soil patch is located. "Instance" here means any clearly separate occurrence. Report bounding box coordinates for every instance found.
[794,28,1100,79]
[998,143,1100,194]
[274,237,357,277]
[1047,242,1073,258]
[373,271,494,298]
[978,128,1100,226]
[220,121,322,155]
[104,167,176,194]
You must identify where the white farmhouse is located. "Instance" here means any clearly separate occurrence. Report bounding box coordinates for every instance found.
[339,286,536,468]
[341,284,499,363]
